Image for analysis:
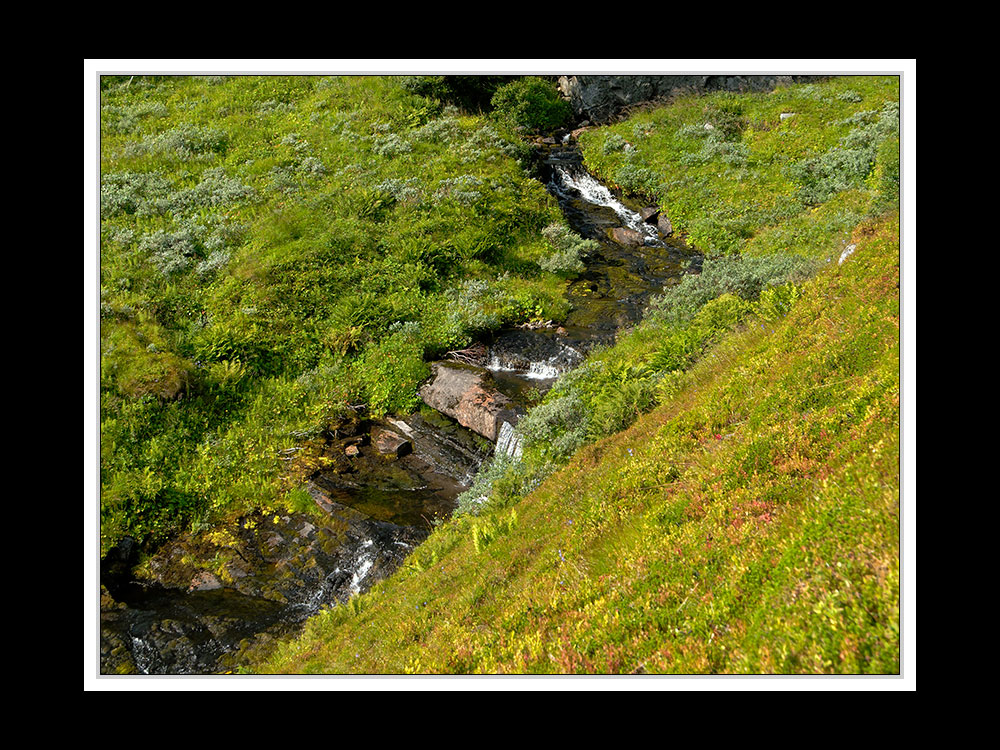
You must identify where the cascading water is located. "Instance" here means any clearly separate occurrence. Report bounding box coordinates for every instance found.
[549,165,664,247]
[495,420,523,460]
[485,336,584,382]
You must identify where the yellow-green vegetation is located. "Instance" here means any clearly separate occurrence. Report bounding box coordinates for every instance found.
[250,74,901,675]
[578,75,899,257]
[100,75,576,552]
[256,213,900,674]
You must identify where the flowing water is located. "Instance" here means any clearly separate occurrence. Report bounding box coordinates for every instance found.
[98,136,699,675]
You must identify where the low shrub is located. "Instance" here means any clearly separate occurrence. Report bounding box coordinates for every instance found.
[647,253,820,325]
[400,75,515,112]
[538,223,595,275]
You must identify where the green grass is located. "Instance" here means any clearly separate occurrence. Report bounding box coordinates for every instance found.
[255,212,900,675]
[100,74,902,675]
[246,74,901,675]
[577,75,899,258]
[99,75,575,552]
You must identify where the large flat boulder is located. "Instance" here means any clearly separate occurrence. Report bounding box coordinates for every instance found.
[418,362,519,442]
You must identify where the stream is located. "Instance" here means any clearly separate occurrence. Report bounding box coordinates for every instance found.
[98,135,700,675]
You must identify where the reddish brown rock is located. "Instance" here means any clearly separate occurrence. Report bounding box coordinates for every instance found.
[188,571,222,592]
[372,427,412,458]
[418,363,519,442]
[609,227,645,247]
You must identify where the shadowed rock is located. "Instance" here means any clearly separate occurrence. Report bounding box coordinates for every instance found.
[372,427,412,458]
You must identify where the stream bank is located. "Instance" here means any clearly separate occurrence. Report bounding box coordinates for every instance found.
[99,132,701,676]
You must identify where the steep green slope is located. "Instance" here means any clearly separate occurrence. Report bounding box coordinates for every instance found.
[249,74,902,675]
[256,211,900,674]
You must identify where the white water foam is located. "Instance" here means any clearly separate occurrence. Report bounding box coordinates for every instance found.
[349,539,375,595]
[495,420,523,460]
[553,166,661,245]
[486,355,565,380]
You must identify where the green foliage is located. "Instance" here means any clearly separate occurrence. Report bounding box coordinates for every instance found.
[790,101,900,205]
[490,77,573,133]
[99,74,564,550]
[518,392,590,463]
[400,75,515,112]
[255,213,901,677]
[123,124,229,160]
[471,510,518,553]
[577,76,900,255]
[538,223,595,275]
[754,282,801,323]
[647,253,819,325]
[354,329,430,417]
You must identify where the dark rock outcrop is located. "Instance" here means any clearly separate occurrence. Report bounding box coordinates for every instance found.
[557,75,827,124]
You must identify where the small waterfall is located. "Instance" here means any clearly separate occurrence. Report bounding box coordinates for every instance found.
[551,165,662,246]
[486,354,565,380]
[485,336,583,382]
[495,420,523,460]
[348,539,375,595]
[130,636,158,675]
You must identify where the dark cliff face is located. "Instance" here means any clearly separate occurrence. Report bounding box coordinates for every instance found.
[556,74,828,124]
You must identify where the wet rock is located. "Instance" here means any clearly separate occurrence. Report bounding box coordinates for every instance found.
[419,362,519,442]
[487,329,583,382]
[657,214,673,237]
[101,536,141,585]
[372,427,412,458]
[100,499,426,675]
[188,571,223,592]
[609,227,645,247]
[640,206,660,223]
[345,444,360,457]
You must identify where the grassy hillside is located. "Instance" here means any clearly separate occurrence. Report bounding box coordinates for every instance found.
[99,75,579,553]
[254,210,900,674]
[249,75,903,675]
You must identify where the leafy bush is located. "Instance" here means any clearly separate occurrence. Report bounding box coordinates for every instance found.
[139,227,201,275]
[518,392,589,463]
[371,132,412,157]
[586,373,658,440]
[490,77,573,133]
[647,253,819,325]
[400,75,515,112]
[613,162,664,199]
[123,124,229,160]
[791,101,899,205]
[102,100,169,134]
[101,171,173,217]
[538,224,595,275]
[602,133,629,155]
[434,175,483,205]
[354,329,429,416]
[754,282,801,323]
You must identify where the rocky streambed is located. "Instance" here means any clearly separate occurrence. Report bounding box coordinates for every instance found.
[99,134,701,676]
